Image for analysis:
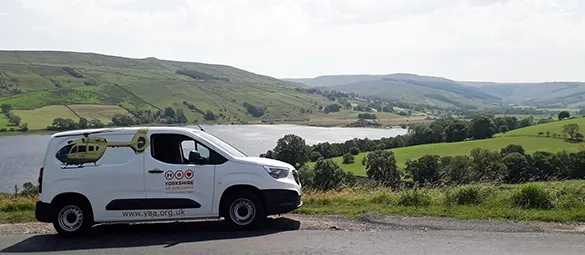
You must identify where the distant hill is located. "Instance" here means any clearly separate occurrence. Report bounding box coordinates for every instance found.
[286,73,502,109]
[287,74,585,109]
[0,50,335,126]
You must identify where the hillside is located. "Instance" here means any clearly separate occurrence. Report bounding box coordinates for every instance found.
[0,50,344,128]
[288,74,585,110]
[287,74,503,109]
[320,118,585,176]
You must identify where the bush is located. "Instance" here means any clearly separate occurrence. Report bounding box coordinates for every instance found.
[448,186,490,206]
[398,189,431,207]
[342,153,354,164]
[511,184,554,209]
[350,147,360,155]
[297,166,315,190]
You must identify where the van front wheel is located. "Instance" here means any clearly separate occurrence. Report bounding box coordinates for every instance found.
[52,198,93,237]
[222,191,265,230]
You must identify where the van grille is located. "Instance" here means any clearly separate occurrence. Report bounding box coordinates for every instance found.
[292,169,300,185]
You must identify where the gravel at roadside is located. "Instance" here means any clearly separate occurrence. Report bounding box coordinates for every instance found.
[1,213,584,236]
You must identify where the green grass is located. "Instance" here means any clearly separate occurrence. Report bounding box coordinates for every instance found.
[12,105,79,130]
[295,180,585,223]
[317,119,585,176]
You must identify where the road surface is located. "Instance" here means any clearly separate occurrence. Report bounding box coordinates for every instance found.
[0,214,583,254]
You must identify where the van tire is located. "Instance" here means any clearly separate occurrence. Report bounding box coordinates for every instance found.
[52,197,94,237]
[222,190,266,230]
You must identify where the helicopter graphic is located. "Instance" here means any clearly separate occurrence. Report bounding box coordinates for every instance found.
[54,128,150,168]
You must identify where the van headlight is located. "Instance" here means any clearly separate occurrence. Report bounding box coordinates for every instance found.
[263,166,290,179]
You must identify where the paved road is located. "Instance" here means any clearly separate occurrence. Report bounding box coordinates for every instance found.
[0,216,584,254]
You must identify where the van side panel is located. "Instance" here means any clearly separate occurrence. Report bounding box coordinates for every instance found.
[41,133,146,222]
[211,162,300,215]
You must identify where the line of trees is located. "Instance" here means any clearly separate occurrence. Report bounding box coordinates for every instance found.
[261,134,585,191]
[1,104,27,132]
[261,115,541,162]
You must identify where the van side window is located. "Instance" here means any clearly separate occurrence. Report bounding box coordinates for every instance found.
[150,133,227,165]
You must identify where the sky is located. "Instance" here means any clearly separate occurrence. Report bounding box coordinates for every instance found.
[0,0,584,82]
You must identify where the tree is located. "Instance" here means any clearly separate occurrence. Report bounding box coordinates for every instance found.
[469,148,507,183]
[500,144,525,156]
[342,153,354,164]
[444,121,468,142]
[0,104,11,113]
[176,109,188,123]
[531,151,557,180]
[468,116,496,139]
[8,114,21,126]
[440,155,471,185]
[309,151,323,162]
[363,150,402,187]
[78,117,89,129]
[562,123,580,140]
[203,110,216,120]
[19,122,28,132]
[405,155,442,186]
[272,134,310,167]
[313,158,348,190]
[519,116,534,128]
[164,107,176,118]
[349,147,360,155]
[502,152,531,183]
[111,114,135,127]
[558,111,570,120]
[90,119,105,128]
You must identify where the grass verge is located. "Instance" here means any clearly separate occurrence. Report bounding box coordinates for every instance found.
[293,180,585,223]
[2,180,585,224]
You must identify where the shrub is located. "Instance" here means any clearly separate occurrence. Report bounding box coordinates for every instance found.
[350,147,360,155]
[297,166,315,190]
[398,189,431,207]
[342,153,355,164]
[511,184,554,209]
[448,186,490,206]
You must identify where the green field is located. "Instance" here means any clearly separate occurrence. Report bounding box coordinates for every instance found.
[498,117,585,138]
[67,104,131,123]
[318,118,585,176]
[12,105,79,130]
[0,114,9,129]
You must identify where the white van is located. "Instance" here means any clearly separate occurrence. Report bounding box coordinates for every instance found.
[34,126,302,237]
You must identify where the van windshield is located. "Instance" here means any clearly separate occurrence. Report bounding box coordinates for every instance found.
[195,130,247,158]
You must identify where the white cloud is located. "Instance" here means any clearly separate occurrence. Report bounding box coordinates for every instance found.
[0,0,584,82]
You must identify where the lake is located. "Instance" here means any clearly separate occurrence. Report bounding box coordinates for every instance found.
[0,124,408,193]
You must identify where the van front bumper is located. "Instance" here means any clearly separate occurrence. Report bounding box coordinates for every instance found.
[35,201,54,223]
[262,189,302,215]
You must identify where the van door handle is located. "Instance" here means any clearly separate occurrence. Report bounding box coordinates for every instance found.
[148,169,164,174]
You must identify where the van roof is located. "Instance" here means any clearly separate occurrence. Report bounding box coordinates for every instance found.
[51,126,202,138]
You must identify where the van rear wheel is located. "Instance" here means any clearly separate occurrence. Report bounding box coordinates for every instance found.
[52,197,94,237]
[222,190,265,230]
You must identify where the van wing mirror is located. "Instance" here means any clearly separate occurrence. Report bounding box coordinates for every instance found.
[188,150,204,164]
